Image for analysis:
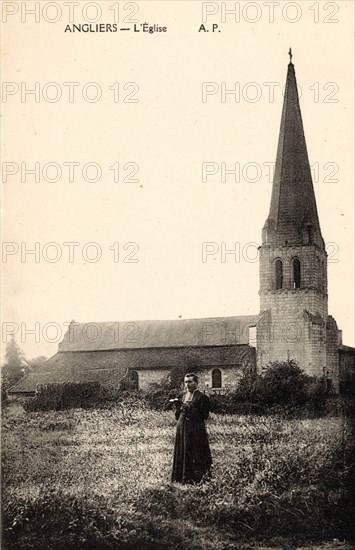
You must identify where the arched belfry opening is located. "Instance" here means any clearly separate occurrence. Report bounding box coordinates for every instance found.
[293,258,301,289]
[275,259,283,289]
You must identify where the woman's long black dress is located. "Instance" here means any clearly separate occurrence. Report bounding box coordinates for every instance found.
[172,390,212,484]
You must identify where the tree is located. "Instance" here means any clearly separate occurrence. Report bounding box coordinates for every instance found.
[1,336,26,390]
[233,360,327,413]
[257,360,310,407]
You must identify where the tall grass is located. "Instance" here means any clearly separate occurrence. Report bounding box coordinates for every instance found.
[2,402,354,549]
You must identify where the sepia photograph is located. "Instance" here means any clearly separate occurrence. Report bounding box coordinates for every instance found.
[1,1,354,549]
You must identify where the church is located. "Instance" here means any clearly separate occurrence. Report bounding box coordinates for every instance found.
[9,55,354,397]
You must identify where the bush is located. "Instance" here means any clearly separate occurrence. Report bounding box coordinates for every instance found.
[143,385,179,411]
[24,382,114,412]
[256,361,310,408]
[208,362,335,417]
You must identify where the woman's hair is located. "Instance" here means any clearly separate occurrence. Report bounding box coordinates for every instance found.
[185,372,199,383]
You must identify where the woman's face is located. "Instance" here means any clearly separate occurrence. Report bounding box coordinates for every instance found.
[184,376,197,392]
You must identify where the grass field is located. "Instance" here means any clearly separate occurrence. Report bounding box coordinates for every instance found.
[2,401,354,549]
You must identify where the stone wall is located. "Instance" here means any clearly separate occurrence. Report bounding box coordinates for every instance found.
[256,238,337,382]
[135,368,169,390]
[126,345,256,391]
[133,365,245,392]
[259,244,328,300]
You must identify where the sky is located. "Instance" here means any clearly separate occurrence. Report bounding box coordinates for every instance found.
[2,0,354,361]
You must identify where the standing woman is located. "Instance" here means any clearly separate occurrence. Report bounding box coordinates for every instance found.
[171,372,212,484]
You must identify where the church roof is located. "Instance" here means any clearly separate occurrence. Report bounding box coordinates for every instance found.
[8,344,255,394]
[58,315,259,352]
[8,351,128,393]
[263,57,324,248]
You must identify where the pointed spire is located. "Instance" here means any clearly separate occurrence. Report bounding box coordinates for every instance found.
[263,55,324,248]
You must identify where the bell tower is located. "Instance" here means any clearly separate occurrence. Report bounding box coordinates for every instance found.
[257,51,339,387]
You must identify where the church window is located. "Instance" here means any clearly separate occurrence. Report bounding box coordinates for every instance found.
[293,258,301,288]
[128,370,139,391]
[212,368,222,388]
[275,259,283,289]
[307,225,313,244]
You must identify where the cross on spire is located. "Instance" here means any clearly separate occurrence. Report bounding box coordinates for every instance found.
[288,47,293,64]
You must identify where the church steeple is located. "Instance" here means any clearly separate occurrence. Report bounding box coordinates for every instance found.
[262,52,324,249]
[257,53,339,390]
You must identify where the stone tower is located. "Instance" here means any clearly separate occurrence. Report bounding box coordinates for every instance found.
[256,55,339,389]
